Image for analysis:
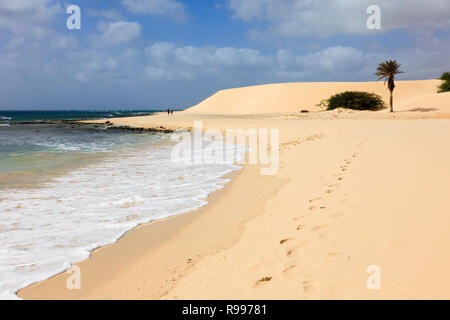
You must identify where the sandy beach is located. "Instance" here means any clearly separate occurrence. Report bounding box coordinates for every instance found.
[18,80,450,299]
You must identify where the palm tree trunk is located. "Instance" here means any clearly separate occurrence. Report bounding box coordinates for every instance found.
[390,90,394,112]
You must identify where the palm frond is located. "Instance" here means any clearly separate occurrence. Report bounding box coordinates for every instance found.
[375,60,404,86]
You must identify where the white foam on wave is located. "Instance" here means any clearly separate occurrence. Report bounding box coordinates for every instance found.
[0,138,246,299]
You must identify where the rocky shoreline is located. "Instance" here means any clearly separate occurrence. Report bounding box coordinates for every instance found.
[102,121,175,133]
[9,120,175,133]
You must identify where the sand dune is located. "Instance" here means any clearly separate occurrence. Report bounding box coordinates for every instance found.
[185,80,447,114]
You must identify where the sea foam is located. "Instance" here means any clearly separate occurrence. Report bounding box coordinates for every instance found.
[0,138,245,299]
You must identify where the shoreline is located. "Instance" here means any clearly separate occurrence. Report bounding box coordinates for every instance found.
[15,79,450,299]
[7,122,235,299]
[18,157,284,299]
[16,118,266,299]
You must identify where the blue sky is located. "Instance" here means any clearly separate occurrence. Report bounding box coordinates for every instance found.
[0,0,449,109]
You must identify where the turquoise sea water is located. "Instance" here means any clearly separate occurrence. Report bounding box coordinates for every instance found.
[0,110,160,188]
[0,123,161,187]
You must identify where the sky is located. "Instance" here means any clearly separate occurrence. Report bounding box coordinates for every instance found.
[0,0,449,110]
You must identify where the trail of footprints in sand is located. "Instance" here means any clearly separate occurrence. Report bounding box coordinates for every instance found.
[256,135,368,294]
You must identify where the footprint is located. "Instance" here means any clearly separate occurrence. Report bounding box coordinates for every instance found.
[309,205,317,211]
[329,183,340,187]
[309,197,321,203]
[286,249,296,257]
[256,277,272,285]
[331,212,345,218]
[286,241,309,257]
[283,265,297,274]
[297,224,307,231]
[311,225,328,232]
[302,280,318,293]
[280,238,294,245]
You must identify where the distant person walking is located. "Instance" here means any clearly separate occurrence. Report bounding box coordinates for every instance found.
[167,108,170,116]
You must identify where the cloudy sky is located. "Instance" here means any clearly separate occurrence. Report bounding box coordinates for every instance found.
[0,0,449,109]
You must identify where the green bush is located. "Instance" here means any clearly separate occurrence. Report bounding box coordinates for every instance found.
[438,72,450,93]
[438,80,450,93]
[327,91,385,111]
[439,72,450,81]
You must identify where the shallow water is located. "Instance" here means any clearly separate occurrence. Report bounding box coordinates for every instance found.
[0,123,160,188]
[0,122,245,299]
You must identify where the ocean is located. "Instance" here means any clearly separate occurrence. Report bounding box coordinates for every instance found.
[0,111,245,299]
[0,110,158,123]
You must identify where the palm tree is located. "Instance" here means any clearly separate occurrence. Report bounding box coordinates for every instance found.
[375,60,404,112]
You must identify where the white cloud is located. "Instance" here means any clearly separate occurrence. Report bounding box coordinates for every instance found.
[143,42,377,83]
[145,42,275,80]
[228,0,450,38]
[173,46,272,68]
[95,21,142,45]
[146,42,176,61]
[121,0,188,22]
[0,0,61,34]
[49,34,77,50]
[302,47,366,73]
[1,36,448,108]
[141,39,449,85]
